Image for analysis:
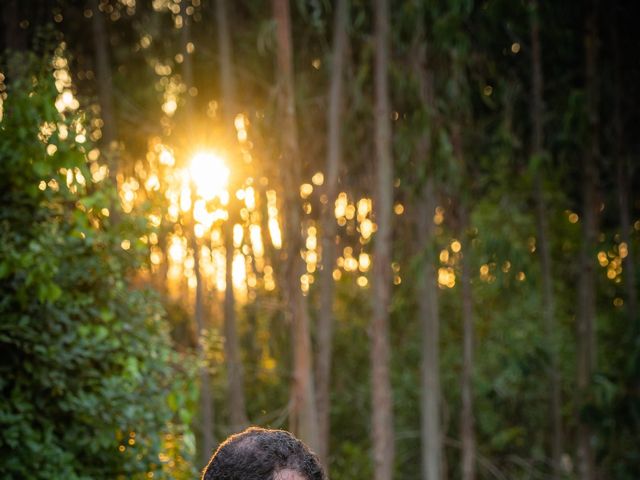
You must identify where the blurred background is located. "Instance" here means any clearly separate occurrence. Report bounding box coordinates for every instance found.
[1,0,639,479]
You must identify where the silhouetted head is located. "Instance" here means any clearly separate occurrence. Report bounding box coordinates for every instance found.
[201,427,325,480]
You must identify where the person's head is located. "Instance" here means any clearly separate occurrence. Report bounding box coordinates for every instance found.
[201,426,325,480]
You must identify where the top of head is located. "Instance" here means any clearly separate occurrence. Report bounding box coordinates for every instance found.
[201,427,326,480]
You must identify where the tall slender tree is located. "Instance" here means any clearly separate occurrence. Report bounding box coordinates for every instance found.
[216,0,248,432]
[448,41,476,480]
[529,2,563,477]
[272,0,320,451]
[180,1,194,113]
[316,0,348,467]
[90,0,118,185]
[372,0,395,479]
[576,3,599,479]
[417,180,442,480]
[412,7,442,479]
[180,0,215,460]
[611,8,637,327]
[189,213,216,461]
[3,0,27,79]
[456,145,476,480]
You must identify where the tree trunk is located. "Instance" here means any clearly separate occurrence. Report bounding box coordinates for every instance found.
[223,217,248,430]
[3,0,27,80]
[529,3,563,477]
[459,202,476,480]
[3,0,25,51]
[191,232,216,462]
[180,6,215,461]
[216,0,248,432]
[372,0,395,479]
[418,179,442,480]
[611,11,637,328]
[90,0,119,189]
[272,0,320,451]
[180,0,194,119]
[412,17,442,480]
[316,0,348,466]
[452,120,476,480]
[576,6,599,480]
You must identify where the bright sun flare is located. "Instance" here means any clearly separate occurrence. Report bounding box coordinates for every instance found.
[189,151,230,201]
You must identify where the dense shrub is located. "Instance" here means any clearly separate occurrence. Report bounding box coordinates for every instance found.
[0,52,196,479]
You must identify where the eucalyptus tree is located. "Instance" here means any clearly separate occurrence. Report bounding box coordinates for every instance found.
[371,0,395,478]
[576,3,600,479]
[528,2,563,477]
[611,5,638,333]
[180,0,215,460]
[272,0,320,451]
[216,0,249,432]
[89,0,118,185]
[317,0,349,467]
[448,27,477,480]
[410,2,442,479]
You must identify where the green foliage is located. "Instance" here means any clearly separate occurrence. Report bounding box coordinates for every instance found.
[0,54,196,479]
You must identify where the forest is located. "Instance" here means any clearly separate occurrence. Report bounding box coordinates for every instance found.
[1,0,639,479]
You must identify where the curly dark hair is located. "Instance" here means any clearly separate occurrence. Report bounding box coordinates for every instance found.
[201,427,326,480]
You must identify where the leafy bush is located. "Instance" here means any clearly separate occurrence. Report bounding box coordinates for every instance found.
[0,51,196,479]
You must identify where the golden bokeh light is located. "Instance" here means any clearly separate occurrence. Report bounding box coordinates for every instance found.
[312,172,324,186]
[433,206,444,225]
[300,183,313,199]
[619,242,628,258]
[358,252,371,272]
